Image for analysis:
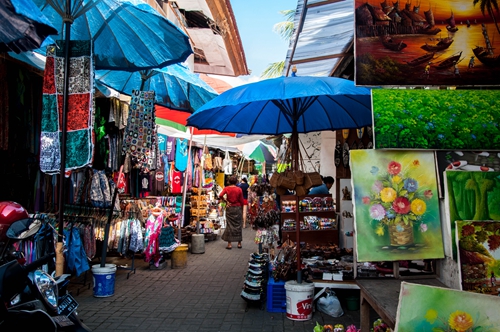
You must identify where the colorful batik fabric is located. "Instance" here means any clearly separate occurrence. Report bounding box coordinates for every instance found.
[40,40,94,174]
[122,90,156,166]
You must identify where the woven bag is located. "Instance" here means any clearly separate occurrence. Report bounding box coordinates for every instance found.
[278,170,296,190]
[295,184,308,197]
[269,172,281,188]
[306,172,323,187]
[294,170,304,186]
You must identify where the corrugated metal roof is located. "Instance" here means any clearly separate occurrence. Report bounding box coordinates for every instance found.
[284,0,354,78]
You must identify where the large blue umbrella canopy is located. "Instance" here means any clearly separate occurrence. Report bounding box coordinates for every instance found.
[186,76,373,135]
[96,64,218,111]
[187,76,373,284]
[32,0,192,71]
[0,0,57,53]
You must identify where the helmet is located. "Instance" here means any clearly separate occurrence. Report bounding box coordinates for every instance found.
[0,201,29,241]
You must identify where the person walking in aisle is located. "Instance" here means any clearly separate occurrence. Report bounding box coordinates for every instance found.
[308,176,335,194]
[238,177,250,228]
[220,175,244,249]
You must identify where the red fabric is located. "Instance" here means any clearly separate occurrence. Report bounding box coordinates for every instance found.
[155,106,236,136]
[243,199,248,206]
[171,170,183,194]
[220,185,244,207]
[42,57,55,94]
[58,94,91,130]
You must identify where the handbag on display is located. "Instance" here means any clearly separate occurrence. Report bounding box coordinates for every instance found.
[203,146,213,170]
[269,172,281,188]
[278,169,296,190]
[213,155,223,171]
[223,150,232,175]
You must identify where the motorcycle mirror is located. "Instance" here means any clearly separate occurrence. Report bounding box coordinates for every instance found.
[6,219,42,240]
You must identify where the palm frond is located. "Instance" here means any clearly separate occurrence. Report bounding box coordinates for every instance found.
[261,61,285,78]
[273,9,295,41]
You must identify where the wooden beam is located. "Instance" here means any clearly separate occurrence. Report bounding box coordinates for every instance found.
[307,0,345,9]
[290,52,348,65]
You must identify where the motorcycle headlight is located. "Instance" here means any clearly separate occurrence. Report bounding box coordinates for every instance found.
[34,270,58,310]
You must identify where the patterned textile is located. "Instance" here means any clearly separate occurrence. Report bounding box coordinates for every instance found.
[122,90,156,167]
[40,41,94,174]
[221,206,243,242]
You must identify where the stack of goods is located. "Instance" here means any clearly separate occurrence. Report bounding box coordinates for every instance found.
[241,252,269,302]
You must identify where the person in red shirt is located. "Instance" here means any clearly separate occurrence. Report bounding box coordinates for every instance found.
[219,175,244,249]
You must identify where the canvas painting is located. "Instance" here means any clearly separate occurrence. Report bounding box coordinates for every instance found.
[456,220,500,296]
[444,171,500,258]
[435,151,500,198]
[351,150,444,262]
[372,89,500,150]
[395,282,500,331]
[355,0,500,86]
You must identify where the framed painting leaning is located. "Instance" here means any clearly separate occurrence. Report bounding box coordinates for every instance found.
[351,150,444,262]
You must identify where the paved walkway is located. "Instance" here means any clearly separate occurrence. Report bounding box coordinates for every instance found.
[69,227,362,331]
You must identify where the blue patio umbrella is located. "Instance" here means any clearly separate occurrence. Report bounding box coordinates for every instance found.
[32,0,192,71]
[96,64,218,112]
[187,75,373,283]
[0,0,57,53]
[186,76,372,136]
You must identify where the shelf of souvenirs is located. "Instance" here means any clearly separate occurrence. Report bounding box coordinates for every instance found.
[282,218,337,231]
[281,196,335,213]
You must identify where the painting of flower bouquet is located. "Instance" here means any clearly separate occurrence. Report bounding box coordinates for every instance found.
[351,150,444,262]
[396,282,500,331]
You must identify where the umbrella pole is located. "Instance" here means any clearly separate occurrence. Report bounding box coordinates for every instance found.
[179,127,194,242]
[291,128,302,283]
[56,2,73,277]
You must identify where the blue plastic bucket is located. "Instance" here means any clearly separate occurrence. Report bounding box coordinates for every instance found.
[92,264,117,297]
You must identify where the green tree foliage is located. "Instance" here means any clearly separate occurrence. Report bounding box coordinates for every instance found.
[261,10,295,78]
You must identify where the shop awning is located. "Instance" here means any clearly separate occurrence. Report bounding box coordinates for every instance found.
[284,0,354,78]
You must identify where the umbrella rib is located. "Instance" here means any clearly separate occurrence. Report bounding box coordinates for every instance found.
[248,100,272,134]
[325,94,372,128]
[272,100,294,133]
[93,5,134,67]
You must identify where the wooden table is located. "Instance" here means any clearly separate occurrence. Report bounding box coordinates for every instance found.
[356,278,446,331]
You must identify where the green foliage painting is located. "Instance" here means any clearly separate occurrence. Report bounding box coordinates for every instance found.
[372,89,500,150]
[351,150,444,262]
[396,282,500,332]
[456,221,500,296]
[444,171,500,259]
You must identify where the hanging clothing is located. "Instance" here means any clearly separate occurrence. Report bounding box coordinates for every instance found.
[158,133,167,153]
[170,170,182,194]
[158,226,179,252]
[166,137,176,161]
[40,40,94,174]
[121,90,156,164]
[64,226,90,277]
[175,138,188,171]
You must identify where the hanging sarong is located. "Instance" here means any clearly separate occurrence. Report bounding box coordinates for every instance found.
[122,90,156,167]
[40,40,94,174]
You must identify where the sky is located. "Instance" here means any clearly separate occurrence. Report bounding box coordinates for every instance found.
[211,0,298,87]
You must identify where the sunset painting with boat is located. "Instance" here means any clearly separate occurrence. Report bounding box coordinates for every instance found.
[354,0,500,86]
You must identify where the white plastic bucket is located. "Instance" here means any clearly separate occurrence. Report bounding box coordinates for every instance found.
[284,280,315,321]
[92,264,117,297]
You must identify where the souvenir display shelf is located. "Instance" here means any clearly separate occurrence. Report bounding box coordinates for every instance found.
[280,194,338,245]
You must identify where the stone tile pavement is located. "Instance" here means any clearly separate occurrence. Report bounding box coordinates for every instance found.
[68,227,362,331]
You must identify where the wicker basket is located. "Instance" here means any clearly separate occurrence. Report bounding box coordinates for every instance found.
[388,221,414,246]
